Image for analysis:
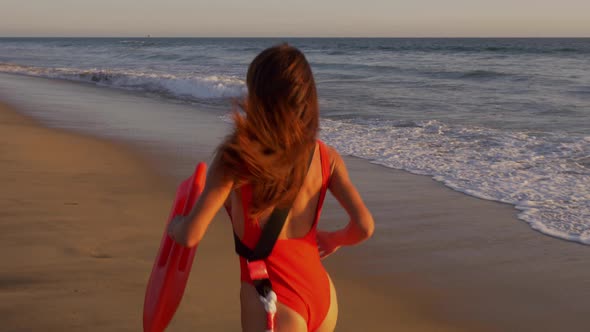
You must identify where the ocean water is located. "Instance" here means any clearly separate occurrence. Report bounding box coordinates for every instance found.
[1,38,589,244]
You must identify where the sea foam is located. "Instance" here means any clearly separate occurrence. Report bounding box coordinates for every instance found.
[320,118,590,245]
[0,63,245,100]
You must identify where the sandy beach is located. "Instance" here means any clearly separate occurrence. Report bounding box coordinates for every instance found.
[0,99,466,331]
[1,73,589,332]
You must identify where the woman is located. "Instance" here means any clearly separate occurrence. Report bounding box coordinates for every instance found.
[168,44,374,332]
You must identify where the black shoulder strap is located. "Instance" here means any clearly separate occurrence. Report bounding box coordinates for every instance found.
[234,208,290,260]
[234,146,315,261]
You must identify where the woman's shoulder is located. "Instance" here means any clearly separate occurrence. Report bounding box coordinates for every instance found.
[318,141,342,175]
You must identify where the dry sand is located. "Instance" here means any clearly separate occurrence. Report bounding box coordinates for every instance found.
[0,101,472,331]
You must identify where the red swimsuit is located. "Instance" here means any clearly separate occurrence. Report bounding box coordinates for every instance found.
[232,141,332,332]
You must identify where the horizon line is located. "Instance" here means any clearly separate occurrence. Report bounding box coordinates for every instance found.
[1,36,590,39]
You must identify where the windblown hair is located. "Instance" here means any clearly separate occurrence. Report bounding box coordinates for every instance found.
[218,44,319,217]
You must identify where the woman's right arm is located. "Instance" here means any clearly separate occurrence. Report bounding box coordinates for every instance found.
[323,147,374,247]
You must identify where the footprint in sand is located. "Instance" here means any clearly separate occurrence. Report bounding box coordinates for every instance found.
[89,249,113,259]
[0,276,39,290]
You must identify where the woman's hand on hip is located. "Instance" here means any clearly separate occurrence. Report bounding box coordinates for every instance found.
[316,230,341,259]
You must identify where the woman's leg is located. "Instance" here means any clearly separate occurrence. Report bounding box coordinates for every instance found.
[314,275,338,332]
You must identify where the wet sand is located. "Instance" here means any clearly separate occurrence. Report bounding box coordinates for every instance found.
[321,157,590,332]
[1,73,589,332]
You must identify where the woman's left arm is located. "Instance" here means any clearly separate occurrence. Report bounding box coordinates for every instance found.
[167,154,233,247]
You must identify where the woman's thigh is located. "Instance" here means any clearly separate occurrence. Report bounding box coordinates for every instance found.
[240,282,307,332]
[314,275,338,332]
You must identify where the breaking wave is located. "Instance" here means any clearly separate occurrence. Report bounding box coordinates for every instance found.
[0,63,246,100]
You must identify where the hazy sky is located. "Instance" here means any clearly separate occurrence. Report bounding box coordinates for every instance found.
[1,0,589,37]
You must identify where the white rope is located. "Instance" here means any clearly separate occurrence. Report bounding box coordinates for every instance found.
[259,290,277,332]
[259,289,277,314]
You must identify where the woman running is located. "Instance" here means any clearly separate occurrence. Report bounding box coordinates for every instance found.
[168,44,374,332]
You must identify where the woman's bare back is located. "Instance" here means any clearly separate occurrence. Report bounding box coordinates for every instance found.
[228,142,326,241]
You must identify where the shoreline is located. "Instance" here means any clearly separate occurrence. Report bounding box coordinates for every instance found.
[0,68,588,245]
[2,73,589,332]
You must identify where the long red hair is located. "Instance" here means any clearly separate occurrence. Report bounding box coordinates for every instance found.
[218,44,319,217]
